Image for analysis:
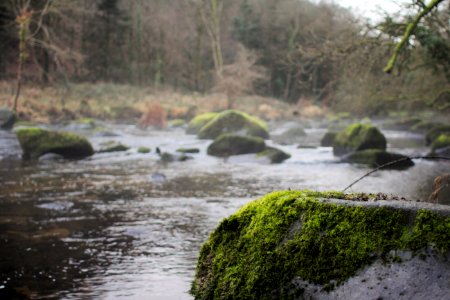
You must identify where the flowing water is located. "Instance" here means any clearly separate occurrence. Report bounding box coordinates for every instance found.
[0,122,449,299]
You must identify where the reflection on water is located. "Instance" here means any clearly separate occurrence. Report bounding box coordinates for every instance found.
[0,124,449,299]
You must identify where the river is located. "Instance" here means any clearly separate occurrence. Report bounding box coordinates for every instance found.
[0,122,448,299]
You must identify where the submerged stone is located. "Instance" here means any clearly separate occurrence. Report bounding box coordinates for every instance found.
[98,141,130,153]
[343,149,414,169]
[207,134,266,157]
[176,148,200,154]
[137,146,151,154]
[191,190,450,299]
[16,127,94,160]
[197,110,269,140]
[333,123,386,156]
[257,146,291,163]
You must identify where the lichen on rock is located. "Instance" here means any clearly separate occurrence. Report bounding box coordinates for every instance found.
[333,123,386,156]
[16,127,94,160]
[191,190,450,299]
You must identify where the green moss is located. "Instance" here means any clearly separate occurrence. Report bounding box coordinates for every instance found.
[168,119,186,128]
[191,190,450,299]
[207,134,266,157]
[138,147,151,154]
[197,110,269,140]
[333,123,386,156]
[16,127,94,159]
[186,112,219,134]
[176,148,200,154]
[431,134,450,152]
[426,125,450,145]
[256,146,291,163]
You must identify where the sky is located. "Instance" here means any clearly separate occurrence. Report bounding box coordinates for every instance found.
[334,0,409,21]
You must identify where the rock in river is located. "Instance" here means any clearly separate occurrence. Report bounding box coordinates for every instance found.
[207,134,266,157]
[0,107,16,130]
[16,127,94,160]
[191,190,450,300]
[197,110,269,140]
[343,149,414,170]
[333,123,386,156]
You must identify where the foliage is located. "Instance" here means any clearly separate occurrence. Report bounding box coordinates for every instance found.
[138,103,166,129]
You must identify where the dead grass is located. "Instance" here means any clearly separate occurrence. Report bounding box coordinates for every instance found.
[0,80,301,123]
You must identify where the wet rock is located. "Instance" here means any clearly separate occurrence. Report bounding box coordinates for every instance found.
[160,151,192,162]
[320,131,337,147]
[333,123,386,156]
[425,124,450,145]
[191,190,450,299]
[186,112,219,134]
[197,110,269,140]
[411,120,441,133]
[168,119,186,128]
[137,146,151,154]
[431,134,450,154]
[98,141,129,153]
[271,126,306,145]
[207,134,266,157]
[0,107,17,130]
[257,146,291,163]
[176,147,200,154]
[343,149,414,169]
[16,127,94,160]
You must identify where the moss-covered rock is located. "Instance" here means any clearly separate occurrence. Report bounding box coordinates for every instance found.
[320,131,337,147]
[16,128,94,160]
[198,110,269,140]
[333,123,386,156]
[176,147,200,154]
[137,146,151,154]
[168,119,186,128]
[343,149,414,169]
[0,107,16,130]
[271,126,306,145]
[98,141,129,153]
[160,151,192,162]
[256,146,291,163]
[207,134,266,157]
[425,124,450,145]
[186,112,219,134]
[191,190,450,299]
[431,134,450,153]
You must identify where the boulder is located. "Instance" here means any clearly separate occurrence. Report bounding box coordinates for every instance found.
[168,119,186,128]
[271,126,306,145]
[343,149,414,170]
[257,146,291,164]
[431,134,450,153]
[425,124,450,145]
[207,134,266,157]
[98,141,129,153]
[333,123,386,156]
[0,107,17,130]
[197,110,269,140]
[16,128,94,160]
[191,190,450,299]
[160,152,192,163]
[186,112,219,134]
[320,131,337,147]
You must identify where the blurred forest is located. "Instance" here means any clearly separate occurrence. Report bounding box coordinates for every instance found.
[0,0,449,115]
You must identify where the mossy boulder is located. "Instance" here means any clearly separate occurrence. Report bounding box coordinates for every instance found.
[197,110,269,140]
[343,149,414,169]
[168,119,186,128]
[431,134,450,153]
[333,123,386,156]
[425,124,450,145]
[320,131,337,147]
[98,141,129,153]
[191,190,450,299]
[271,126,306,145]
[186,112,219,134]
[207,134,266,157]
[256,146,291,163]
[160,152,192,163]
[0,107,17,130]
[16,128,94,160]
